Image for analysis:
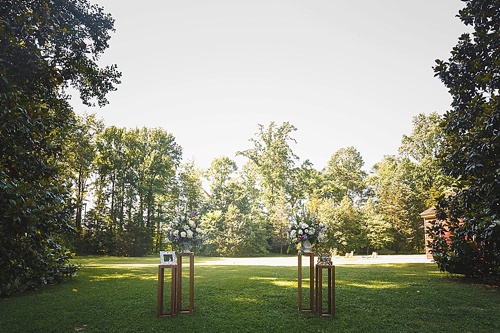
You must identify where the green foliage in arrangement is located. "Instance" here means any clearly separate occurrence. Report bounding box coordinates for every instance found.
[0,256,499,333]
[0,0,120,296]
[432,0,500,278]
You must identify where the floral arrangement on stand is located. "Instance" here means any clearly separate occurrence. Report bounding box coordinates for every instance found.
[166,211,204,253]
[286,208,328,254]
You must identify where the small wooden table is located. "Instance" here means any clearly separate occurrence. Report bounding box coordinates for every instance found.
[157,264,177,317]
[298,252,315,312]
[176,252,194,314]
[315,264,335,317]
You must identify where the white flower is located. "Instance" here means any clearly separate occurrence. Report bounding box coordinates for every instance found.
[197,228,203,234]
[299,222,308,229]
[186,230,193,238]
[307,228,315,235]
[188,220,196,228]
[173,230,179,237]
[183,225,190,230]
[298,229,303,235]
[180,231,187,238]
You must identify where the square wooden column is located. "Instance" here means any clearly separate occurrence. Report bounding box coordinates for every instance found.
[298,252,314,312]
[157,265,177,317]
[315,264,335,317]
[176,252,194,314]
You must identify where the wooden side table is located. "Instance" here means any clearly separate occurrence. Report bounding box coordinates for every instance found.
[298,252,315,312]
[315,264,335,317]
[157,264,177,317]
[176,252,194,314]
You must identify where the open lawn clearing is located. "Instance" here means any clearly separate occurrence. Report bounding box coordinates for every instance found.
[1,256,498,333]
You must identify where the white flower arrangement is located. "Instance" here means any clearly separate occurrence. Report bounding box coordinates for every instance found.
[286,207,328,254]
[166,211,204,252]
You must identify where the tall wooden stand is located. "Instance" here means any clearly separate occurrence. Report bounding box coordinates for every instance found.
[315,264,335,317]
[298,252,314,312]
[176,252,194,314]
[157,265,177,317]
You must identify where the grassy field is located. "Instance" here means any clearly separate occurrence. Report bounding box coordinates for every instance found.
[1,256,498,333]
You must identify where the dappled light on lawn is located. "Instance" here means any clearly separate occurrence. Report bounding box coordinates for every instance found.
[340,280,402,290]
[88,270,157,282]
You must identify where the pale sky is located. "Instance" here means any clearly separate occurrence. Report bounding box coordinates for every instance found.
[72,0,468,171]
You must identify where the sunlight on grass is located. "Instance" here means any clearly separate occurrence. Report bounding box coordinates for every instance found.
[83,263,157,268]
[89,272,157,282]
[342,280,403,289]
[249,276,297,289]
[233,297,259,303]
[271,280,297,289]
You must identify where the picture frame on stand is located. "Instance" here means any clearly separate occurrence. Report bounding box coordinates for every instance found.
[160,251,177,265]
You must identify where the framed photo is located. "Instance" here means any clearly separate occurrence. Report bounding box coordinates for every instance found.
[160,251,177,265]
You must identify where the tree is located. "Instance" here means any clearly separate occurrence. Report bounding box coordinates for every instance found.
[0,0,120,295]
[320,196,365,254]
[432,0,500,278]
[201,157,268,256]
[370,156,427,253]
[399,113,451,207]
[204,156,238,214]
[64,113,104,230]
[361,198,393,253]
[84,127,181,256]
[237,122,301,252]
[321,146,367,206]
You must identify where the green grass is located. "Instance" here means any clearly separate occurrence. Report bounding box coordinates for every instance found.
[1,256,499,333]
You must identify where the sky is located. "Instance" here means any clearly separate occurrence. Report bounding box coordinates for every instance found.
[72,0,468,171]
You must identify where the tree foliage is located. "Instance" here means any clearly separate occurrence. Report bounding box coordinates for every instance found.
[237,122,302,252]
[81,126,181,256]
[432,0,500,278]
[321,146,367,205]
[0,0,120,295]
[369,156,427,253]
[200,157,268,256]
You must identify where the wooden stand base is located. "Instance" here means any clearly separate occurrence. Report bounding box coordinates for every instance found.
[315,264,335,317]
[157,265,177,317]
[298,253,314,312]
[177,252,194,314]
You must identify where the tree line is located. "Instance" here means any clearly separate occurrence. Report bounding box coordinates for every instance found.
[68,115,447,258]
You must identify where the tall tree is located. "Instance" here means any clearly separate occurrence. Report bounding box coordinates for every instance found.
[200,157,269,256]
[64,113,104,230]
[0,0,120,295]
[321,146,367,206]
[361,198,393,253]
[432,0,500,278]
[238,122,300,252]
[399,113,450,207]
[89,127,181,255]
[370,156,426,253]
[320,195,365,254]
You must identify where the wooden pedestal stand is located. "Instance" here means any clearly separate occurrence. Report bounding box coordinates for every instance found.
[315,264,335,317]
[157,265,177,317]
[298,252,315,312]
[176,252,194,314]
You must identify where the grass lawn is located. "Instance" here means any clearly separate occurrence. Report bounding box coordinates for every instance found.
[1,255,499,333]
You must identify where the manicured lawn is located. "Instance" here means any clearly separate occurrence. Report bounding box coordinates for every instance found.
[1,256,498,333]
